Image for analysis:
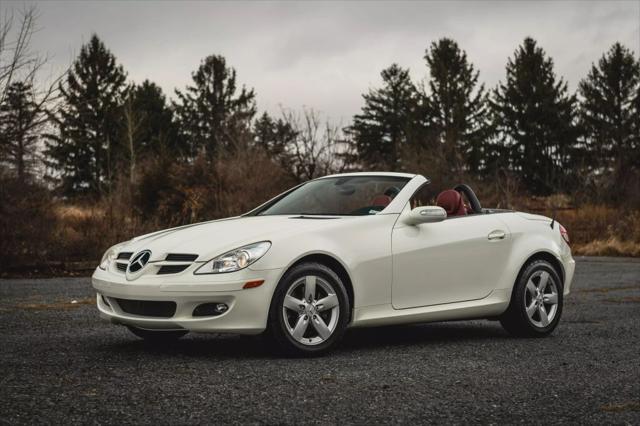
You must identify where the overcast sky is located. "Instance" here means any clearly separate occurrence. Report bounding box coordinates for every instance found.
[13,0,640,123]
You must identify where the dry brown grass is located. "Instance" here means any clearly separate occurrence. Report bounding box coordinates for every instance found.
[574,237,640,257]
[501,196,640,256]
[54,204,102,221]
[600,401,640,412]
[51,199,150,264]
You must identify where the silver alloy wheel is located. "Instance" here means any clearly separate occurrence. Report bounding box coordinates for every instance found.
[524,270,559,328]
[282,275,340,346]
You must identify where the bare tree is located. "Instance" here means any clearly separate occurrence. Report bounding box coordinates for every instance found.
[122,93,146,184]
[0,5,42,103]
[281,107,347,181]
[0,5,65,181]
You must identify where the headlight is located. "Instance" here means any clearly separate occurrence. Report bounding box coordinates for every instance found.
[98,245,120,270]
[194,241,271,274]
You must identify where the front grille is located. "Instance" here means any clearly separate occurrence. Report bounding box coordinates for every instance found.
[158,264,190,275]
[165,253,198,262]
[114,299,176,318]
[117,252,133,260]
[116,262,127,272]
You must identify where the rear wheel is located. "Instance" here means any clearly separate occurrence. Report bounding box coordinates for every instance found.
[268,262,350,356]
[127,326,188,342]
[500,259,563,337]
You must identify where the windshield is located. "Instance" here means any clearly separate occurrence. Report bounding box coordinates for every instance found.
[257,175,410,216]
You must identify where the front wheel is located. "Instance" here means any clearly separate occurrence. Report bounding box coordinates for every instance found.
[500,259,563,337]
[127,326,188,342]
[268,262,350,356]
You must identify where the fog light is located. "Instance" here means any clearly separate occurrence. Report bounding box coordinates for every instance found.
[193,303,229,317]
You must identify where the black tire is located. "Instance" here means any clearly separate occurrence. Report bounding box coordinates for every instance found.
[127,326,188,342]
[267,262,350,356]
[500,259,564,337]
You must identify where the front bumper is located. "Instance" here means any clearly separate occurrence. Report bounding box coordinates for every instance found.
[91,267,283,334]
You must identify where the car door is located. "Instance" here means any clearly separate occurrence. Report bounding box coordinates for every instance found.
[391,188,512,309]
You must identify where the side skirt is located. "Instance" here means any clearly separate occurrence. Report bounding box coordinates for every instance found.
[350,288,511,328]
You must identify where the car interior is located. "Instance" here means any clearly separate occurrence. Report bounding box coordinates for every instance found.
[371,183,485,219]
[369,186,401,209]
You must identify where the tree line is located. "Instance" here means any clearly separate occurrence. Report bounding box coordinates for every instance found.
[348,38,639,199]
[1,25,639,208]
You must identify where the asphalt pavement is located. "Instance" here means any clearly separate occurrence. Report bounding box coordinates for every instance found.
[1,257,639,425]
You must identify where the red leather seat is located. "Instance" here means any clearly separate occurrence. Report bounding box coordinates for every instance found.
[436,190,467,216]
[371,195,392,207]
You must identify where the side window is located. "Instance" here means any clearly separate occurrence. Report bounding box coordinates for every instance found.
[409,184,438,209]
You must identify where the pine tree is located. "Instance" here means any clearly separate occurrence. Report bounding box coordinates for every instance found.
[46,35,127,196]
[120,80,182,181]
[578,42,640,200]
[128,80,181,156]
[174,55,256,158]
[423,38,490,175]
[253,112,297,170]
[491,37,577,195]
[347,64,419,169]
[0,81,43,183]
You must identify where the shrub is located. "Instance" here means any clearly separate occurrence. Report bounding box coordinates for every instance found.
[0,173,57,271]
[145,145,294,226]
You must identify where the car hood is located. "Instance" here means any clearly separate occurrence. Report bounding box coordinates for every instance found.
[121,215,347,261]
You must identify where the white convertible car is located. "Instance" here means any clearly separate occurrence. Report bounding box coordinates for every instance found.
[92,172,575,355]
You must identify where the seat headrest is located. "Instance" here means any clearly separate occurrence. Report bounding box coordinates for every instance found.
[436,190,467,216]
[371,195,392,207]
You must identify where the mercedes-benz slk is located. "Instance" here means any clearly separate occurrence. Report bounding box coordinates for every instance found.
[92,172,575,355]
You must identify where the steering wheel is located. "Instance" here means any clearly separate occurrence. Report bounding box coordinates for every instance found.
[454,184,482,214]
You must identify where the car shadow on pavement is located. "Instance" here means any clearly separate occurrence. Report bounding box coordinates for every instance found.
[339,321,509,352]
[101,332,275,360]
[97,320,509,359]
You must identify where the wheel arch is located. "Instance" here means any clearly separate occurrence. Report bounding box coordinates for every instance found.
[284,253,355,322]
[518,251,565,285]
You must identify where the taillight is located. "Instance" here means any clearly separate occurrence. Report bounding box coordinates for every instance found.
[560,225,570,245]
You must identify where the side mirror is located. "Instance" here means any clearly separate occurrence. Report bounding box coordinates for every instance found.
[404,206,447,225]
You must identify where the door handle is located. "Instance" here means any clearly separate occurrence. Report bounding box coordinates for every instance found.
[488,230,506,241]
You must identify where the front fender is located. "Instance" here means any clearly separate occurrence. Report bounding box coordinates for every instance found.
[250,214,399,308]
